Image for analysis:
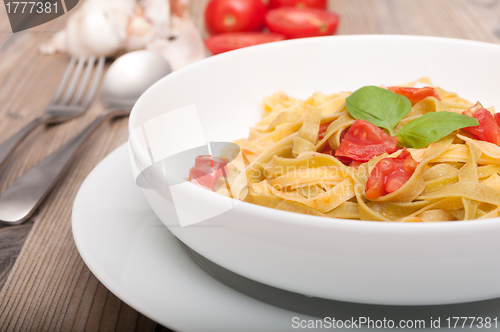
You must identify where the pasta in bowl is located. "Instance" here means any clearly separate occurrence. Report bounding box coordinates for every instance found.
[129,35,500,305]
[191,78,500,222]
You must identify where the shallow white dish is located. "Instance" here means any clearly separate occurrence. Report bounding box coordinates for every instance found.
[72,144,307,331]
[72,145,500,331]
[128,35,500,305]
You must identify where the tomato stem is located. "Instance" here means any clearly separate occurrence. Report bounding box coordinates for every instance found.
[224,14,236,27]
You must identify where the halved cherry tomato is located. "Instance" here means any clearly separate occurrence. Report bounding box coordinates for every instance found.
[205,32,286,54]
[268,0,327,9]
[205,0,267,35]
[463,102,500,145]
[387,86,441,106]
[265,7,340,39]
[365,148,417,200]
[189,155,228,190]
[335,120,398,162]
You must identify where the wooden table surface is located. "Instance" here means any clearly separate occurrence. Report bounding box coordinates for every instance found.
[0,0,499,331]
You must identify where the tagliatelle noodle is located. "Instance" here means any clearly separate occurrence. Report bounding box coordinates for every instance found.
[419,181,500,206]
[252,178,356,213]
[482,173,500,191]
[292,105,322,156]
[324,202,359,219]
[313,112,354,150]
[264,110,302,132]
[213,79,500,221]
[230,135,297,200]
[327,113,356,151]
[274,200,327,216]
[458,142,481,219]
[268,166,346,189]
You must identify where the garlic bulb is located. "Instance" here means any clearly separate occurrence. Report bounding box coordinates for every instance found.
[147,16,205,71]
[126,0,170,52]
[39,0,205,71]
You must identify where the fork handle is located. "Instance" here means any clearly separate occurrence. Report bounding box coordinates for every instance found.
[0,116,49,169]
[0,112,112,225]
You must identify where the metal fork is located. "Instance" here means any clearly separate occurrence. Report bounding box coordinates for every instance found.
[0,55,105,169]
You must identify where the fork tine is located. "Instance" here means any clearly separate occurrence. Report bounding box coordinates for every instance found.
[50,57,77,104]
[81,56,105,109]
[59,55,86,105]
[70,55,96,106]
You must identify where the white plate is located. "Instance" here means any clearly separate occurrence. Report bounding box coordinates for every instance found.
[73,144,500,331]
[72,144,323,331]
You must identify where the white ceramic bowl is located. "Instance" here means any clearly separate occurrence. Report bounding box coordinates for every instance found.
[129,35,500,305]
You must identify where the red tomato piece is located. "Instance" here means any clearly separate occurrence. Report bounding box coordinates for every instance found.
[385,171,411,193]
[317,121,331,140]
[265,7,340,39]
[318,142,335,156]
[205,32,286,54]
[463,102,500,145]
[319,143,359,166]
[365,162,386,199]
[189,155,228,190]
[268,0,327,9]
[387,86,441,105]
[205,0,267,35]
[365,148,418,200]
[349,160,363,169]
[319,143,355,166]
[335,120,398,162]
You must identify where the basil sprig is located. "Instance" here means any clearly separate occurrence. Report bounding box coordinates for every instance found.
[345,85,481,149]
[346,86,411,136]
[396,112,479,149]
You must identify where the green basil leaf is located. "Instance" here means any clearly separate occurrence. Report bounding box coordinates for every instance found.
[346,86,411,136]
[397,112,479,148]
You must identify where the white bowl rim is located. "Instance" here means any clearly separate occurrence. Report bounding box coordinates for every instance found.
[129,34,500,231]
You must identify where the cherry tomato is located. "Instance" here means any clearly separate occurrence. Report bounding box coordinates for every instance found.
[268,0,327,9]
[365,148,417,200]
[265,7,340,39]
[387,86,441,106]
[205,0,267,35]
[205,32,285,54]
[335,120,398,162]
[463,102,500,145]
[189,155,228,190]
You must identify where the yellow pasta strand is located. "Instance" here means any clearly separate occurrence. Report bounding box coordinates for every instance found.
[219,82,500,222]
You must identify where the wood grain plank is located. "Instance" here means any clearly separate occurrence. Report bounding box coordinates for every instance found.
[0,222,33,290]
[460,0,500,42]
[0,6,167,329]
[332,0,498,42]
